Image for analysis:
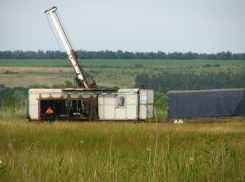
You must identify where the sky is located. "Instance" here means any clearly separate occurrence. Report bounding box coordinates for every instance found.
[0,0,245,54]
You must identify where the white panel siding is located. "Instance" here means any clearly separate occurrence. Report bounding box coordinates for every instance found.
[98,105,104,119]
[127,105,137,119]
[29,93,39,119]
[104,106,115,119]
[115,108,126,119]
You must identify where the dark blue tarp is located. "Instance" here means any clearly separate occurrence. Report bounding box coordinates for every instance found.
[168,89,245,118]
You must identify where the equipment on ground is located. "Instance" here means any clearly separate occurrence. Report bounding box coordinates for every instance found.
[28,7,155,122]
[44,6,96,88]
[27,88,154,121]
[168,88,245,118]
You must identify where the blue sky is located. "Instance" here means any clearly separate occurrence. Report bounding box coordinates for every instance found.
[0,0,244,54]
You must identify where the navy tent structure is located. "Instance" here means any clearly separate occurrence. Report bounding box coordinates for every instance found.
[168,89,245,118]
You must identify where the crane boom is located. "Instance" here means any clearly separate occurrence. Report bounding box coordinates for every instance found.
[44,6,96,88]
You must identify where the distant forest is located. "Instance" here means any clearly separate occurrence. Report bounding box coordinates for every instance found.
[1,50,245,60]
[135,72,245,94]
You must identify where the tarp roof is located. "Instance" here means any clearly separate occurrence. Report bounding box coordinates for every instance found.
[168,88,245,94]
[168,88,245,118]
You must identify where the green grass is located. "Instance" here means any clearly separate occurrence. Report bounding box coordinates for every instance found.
[1,59,245,88]
[0,119,245,181]
[1,59,245,67]
[1,64,244,88]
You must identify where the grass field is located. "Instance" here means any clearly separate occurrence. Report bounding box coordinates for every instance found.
[1,59,245,67]
[0,66,137,88]
[1,119,244,181]
[1,59,245,88]
[1,59,245,181]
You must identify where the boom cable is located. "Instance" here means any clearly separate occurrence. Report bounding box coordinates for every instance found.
[45,14,75,85]
[56,11,89,86]
[56,11,76,51]
[55,13,89,78]
[46,15,63,52]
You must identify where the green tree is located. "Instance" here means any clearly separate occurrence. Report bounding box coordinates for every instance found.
[40,84,50,88]
[213,63,220,67]
[65,80,73,88]
[1,90,20,118]
[154,92,168,103]
[13,90,26,107]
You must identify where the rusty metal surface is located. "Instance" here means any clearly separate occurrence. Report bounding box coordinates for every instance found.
[38,100,41,120]
[62,88,119,91]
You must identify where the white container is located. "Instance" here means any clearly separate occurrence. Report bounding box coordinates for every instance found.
[28,88,154,121]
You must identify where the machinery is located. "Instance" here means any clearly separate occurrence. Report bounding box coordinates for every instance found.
[44,6,96,88]
[25,6,154,122]
[28,88,154,121]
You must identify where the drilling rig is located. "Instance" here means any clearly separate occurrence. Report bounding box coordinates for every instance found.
[44,6,96,88]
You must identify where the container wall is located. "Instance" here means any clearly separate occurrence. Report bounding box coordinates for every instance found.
[29,92,39,119]
[98,93,138,120]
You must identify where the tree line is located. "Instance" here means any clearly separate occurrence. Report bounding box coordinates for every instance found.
[0,85,28,107]
[1,50,245,60]
[135,71,245,94]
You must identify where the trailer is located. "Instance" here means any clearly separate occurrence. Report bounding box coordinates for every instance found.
[27,88,154,121]
[168,88,245,120]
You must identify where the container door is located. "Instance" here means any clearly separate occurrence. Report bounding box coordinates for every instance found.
[147,90,154,119]
[139,89,154,119]
[139,90,147,119]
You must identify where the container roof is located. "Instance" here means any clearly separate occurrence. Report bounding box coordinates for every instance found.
[29,89,62,92]
[168,88,245,94]
[62,88,120,91]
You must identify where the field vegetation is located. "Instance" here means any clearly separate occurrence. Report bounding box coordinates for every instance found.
[1,58,245,180]
[0,59,245,88]
[1,59,245,67]
[1,118,245,181]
